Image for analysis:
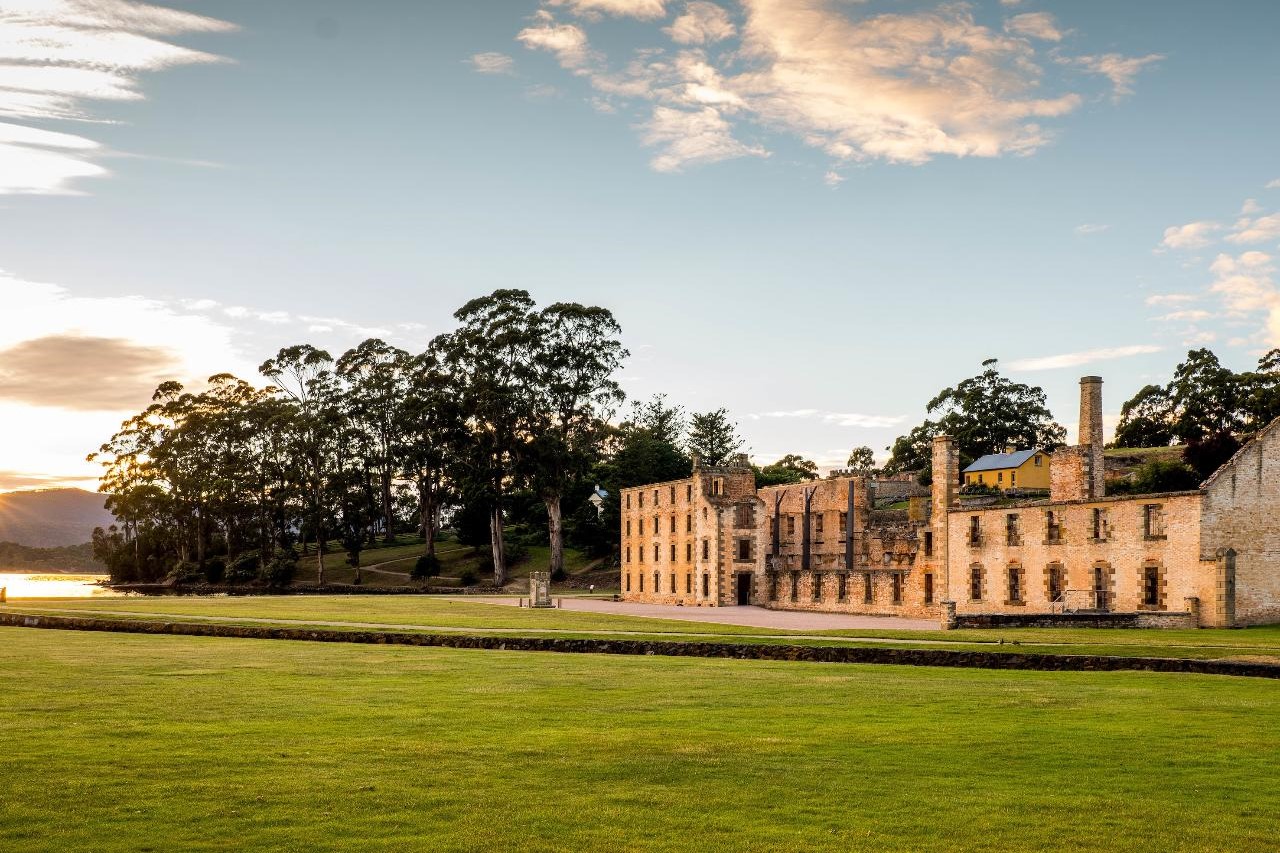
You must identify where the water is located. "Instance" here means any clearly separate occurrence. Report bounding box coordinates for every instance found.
[0,572,123,599]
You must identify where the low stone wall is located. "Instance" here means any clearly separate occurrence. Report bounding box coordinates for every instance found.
[1,612,1275,680]
[953,611,1199,630]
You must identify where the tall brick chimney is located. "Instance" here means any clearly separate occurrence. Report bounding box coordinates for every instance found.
[931,435,958,597]
[1080,376,1105,499]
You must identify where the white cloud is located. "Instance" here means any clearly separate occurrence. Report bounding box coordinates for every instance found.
[1005,12,1062,42]
[1227,212,1280,246]
[1242,198,1261,215]
[1007,345,1163,371]
[1155,309,1212,322]
[666,2,735,45]
[823,170,845,187]
[548,0,669,19]
[510,0,1162,175]
[517,12,597,71]
[469,52,515,74]
[1160,220,1221,250]
[747,409,904,429]
[1266,178,1280,190]
[1074,223,1109,235]
[0,0,235,194]
[642,105,767,172]
[1145,293,1198,306]
[1064,52,1163,99]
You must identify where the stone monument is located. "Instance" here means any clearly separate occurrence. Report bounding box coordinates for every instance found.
[529,571,553,608]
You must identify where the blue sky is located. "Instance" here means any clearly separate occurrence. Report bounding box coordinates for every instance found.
[1,0,1279,489]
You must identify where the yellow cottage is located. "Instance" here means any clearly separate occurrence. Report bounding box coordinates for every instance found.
[962,447,1050,491]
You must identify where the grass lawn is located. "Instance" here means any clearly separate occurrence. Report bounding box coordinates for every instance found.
[1,627,1278,852]
[8,596,1280,661]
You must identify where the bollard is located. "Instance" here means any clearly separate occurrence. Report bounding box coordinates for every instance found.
[556,598,562,609]
[519,598,524,608]
[0,586,6,604]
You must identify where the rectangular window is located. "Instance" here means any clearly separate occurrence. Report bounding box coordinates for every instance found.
[970,565,983,601]
[968,516,982,547]
[998,471,1003,484]
[1046,511,1062,544]
[626,519,631,536]
[626,573,631,592]
[670,544,676,562]
[1010,470,1017,487]
[653,489,659,504]
[812,573,823,601]
[1144,505,1166,539]
[924,531,934,558]
[702,573,709,597]
[769,573,779,601]
[737,538,751,561]
[639,493,644,508]
[863,573,873,604]
[1048,564,1064,602]
[625,546,631,563]
[1008,567,1023,604]
[670,486,675,502]
[1006,513,1021,546]
[1143,564,1161,607]
[787,516,796,536]
[735,504,753,529]
[639,546,644,564]
[653,544,659,562]
[790,571,800,602]
[654,515,659,534]
[1034,455,1043,467]
[892,573,903,604]
[626,494,631,509]
[670,515,676,533]
[653,571,659,593]
[686,542,692,562]
[838,511,848,542]
[686,484,692,501]
[702,540,709,560]
[686,573,692,594]
[838,573,847,600]
[1092,508,1109,541]
[686,514,692,533]
[924,573,934,604]
[638,518,644,535]
[670,573,676,594]
[639,573,644,591]
[814,514,824,542]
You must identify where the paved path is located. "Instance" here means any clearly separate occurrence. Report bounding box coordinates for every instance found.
[458,597,940,632]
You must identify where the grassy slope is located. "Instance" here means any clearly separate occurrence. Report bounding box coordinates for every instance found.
[9,596,1280,661]
[1,628,1278,852]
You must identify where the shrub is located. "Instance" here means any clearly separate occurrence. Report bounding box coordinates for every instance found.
[551,567,567,582]
[225,555,260,584]
[203,558,226,585]
[411,554,441,580]
[458,568,478,588]
[166,560,204,585]
[260,549,298,588]
[1109,460,1201,495]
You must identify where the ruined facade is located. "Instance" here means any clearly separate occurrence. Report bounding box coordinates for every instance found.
[621,376,1280,628]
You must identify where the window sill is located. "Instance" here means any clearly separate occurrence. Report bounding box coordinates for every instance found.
[1043,539,1064,546]
[1144,535,1168,542]
[1004,600,1026,607]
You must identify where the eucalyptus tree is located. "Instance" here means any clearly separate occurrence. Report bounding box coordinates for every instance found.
[260,344,338,585]
[527,302,627,577]
[400,349,465,559]
[336,339,411,543]
[433,290,541,586]
[687,408,744,465]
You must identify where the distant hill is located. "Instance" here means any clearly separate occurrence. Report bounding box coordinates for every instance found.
[0,488,115,547]
[0,541,102,573]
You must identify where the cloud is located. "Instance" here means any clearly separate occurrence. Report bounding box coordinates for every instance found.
[0,335,181,411]
[1007,345,1163,371]
[1160,220,1221,250]
[666,2,735,45]
[517,11,597,71]
[1005,12,1062,42]
[510,0,1161,175]
[642,105,767,171]
[1267,178,1280,190]
[1154,309,1212,322]
[469,52,515,74]
[1063,52,1163,99]
[1227,212,1280,246]
[1074,223,1109,235]
[823,170,845,187]
[548,0,669,19]
[0,0,235,194]
[1145,293,1198,306]
[746,409,904,429]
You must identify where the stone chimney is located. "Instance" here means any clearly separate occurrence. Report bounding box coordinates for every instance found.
[1050,376,1106,502]
[930,435,957,598]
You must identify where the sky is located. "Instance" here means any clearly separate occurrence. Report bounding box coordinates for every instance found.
[1,0,1279,491]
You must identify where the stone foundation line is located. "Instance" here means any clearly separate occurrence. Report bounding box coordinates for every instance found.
[2,612,1278,680]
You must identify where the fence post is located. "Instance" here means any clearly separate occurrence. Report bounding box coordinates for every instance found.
[0,586,6,604]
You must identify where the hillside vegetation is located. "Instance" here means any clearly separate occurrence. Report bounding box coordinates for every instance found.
[0,488,113,548]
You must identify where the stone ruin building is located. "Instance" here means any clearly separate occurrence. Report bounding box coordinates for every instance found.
[620,376,1280,628]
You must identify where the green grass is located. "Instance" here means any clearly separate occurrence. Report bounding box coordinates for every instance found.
[8,596,1280,661]
[1,627,1278,852]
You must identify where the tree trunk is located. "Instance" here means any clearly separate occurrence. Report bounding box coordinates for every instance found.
[489,505,507,587]
[316,525,326,586]
[419,476,437,558]
[382,469,395,543]
[545,493,564,578]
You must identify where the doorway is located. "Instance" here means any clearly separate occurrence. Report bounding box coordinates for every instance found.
[736,573,752,606]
